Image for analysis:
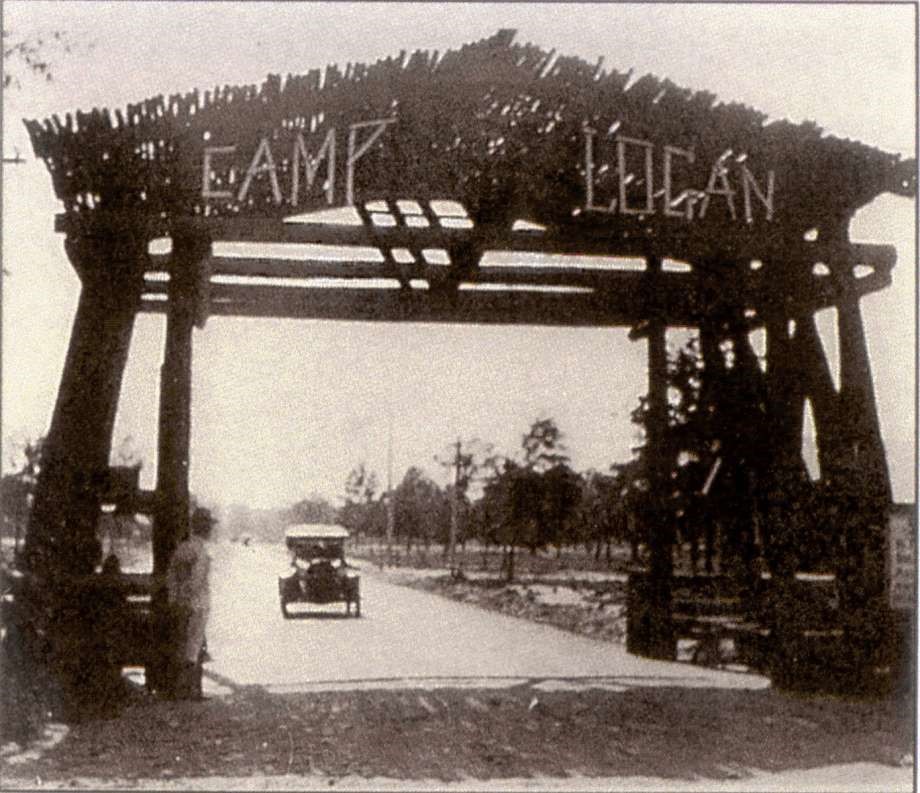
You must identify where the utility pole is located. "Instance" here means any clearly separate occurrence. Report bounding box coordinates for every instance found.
[3,148,26,165]
[448,438,462,572]
[385,409,395,560]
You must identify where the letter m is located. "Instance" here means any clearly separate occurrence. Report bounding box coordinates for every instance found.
[291,129,336,206]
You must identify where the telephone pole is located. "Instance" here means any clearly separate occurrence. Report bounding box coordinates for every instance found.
[385,409,395,560]
[448,437,462,572]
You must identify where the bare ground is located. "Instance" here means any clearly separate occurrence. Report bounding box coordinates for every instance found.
[2,544,913,789]
[1,678,912,787]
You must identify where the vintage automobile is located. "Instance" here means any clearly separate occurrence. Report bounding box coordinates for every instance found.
[278,524,360,618]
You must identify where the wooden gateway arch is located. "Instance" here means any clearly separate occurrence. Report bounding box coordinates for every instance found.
[22,30,915,692]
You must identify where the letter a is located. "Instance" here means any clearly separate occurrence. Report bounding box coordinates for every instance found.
[699,162,737,221]
[237,138,282,205]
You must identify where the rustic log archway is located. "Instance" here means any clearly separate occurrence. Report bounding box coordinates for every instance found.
[21,30,914,696]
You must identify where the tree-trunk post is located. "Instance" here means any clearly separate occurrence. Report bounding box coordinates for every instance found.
[148,222,211,695]
[24,226,146,577]
[698,320,726,567]
[832,292,892,688]
[22,219,146,716]
[628,255,675,660]
[645,314,675,658]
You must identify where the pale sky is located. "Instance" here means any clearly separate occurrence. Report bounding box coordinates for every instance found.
[2,2,916,509]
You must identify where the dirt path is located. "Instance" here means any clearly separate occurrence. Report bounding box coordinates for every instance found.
[1,544,912,790]
[205,544,764,691]
[2,682,911,790]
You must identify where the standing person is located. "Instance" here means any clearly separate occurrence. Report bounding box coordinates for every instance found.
[165,507,214,699]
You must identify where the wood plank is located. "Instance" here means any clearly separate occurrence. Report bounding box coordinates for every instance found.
[140,285,668,327]
[147,247,888,303]
[141,259,865,315]
[149,253,699,291]
[58,211,896,292]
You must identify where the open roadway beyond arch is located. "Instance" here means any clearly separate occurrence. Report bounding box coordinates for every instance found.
[206,542,763,694]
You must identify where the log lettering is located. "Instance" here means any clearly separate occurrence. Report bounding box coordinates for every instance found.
[583,128,776,223]
[201,117,396,208]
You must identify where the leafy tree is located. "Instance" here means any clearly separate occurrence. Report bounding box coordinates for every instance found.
[288,494,338,526]
[435,438,494,556]
[393,467,448,554]
[473,418,582,579]
[341,463,379,543]
[3,29,75,89]
[539,462,583,556]
[628,334,786,575]
[1,437,44,556]
[345,463,378,504]
[480,460,543,580]
[521,418,570,472]
[572,469,628,562]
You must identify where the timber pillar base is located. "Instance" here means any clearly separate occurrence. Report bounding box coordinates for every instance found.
[626,572,676,661]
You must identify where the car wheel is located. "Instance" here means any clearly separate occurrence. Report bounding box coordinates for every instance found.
[354,595,361,618]
[281,599,291,619]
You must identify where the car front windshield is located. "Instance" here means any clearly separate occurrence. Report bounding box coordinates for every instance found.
[290,540,342,561]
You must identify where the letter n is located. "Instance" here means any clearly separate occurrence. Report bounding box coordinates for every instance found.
[741,166,775,222]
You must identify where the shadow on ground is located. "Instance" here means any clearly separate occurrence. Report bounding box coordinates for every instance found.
[1,680,911,785]
[280,611,359,621]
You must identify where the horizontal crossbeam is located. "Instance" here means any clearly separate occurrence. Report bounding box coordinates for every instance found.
[137,259,888,326]
[58,212,897,276]
[141,284,666,327]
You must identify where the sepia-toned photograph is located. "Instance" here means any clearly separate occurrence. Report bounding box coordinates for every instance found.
[1,2,915,790]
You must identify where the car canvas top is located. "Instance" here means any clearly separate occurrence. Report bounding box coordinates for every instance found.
[284,524,350,541]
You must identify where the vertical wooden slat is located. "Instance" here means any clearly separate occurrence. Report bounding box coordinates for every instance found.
[635,254,676,660]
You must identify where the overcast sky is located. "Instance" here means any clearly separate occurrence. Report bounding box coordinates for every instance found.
[3,2,915,509]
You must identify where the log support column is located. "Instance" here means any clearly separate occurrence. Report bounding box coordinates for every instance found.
[627,256,675,660]
[22,220,147,717]
[25,224,146,576]
[762,261,893,691]
[831,294,892,685]
[148,223,211,696]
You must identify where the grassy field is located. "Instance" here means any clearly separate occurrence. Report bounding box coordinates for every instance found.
[348,539,637,580]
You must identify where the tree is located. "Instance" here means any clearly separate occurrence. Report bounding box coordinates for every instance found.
[472,417,582,579]
[538,463,583,556]
[521,417,570,472]
[3,29,76,90]
[1,437,44,556]
[480,460,543,580]
[435,438,494,559]
[393,467,448,554]
[572,469,625,561]
[341,463,379,543]
[288,494,338,526]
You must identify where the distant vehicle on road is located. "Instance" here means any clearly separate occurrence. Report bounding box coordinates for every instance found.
[278,524,360,618]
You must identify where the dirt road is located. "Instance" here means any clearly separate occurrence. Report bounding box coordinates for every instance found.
[206,543,765,693]
[1,543,911,790]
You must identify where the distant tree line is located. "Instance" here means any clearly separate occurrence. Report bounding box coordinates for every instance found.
[334,417,650,581]
[331,335,846,581]
[2,337,842,580]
